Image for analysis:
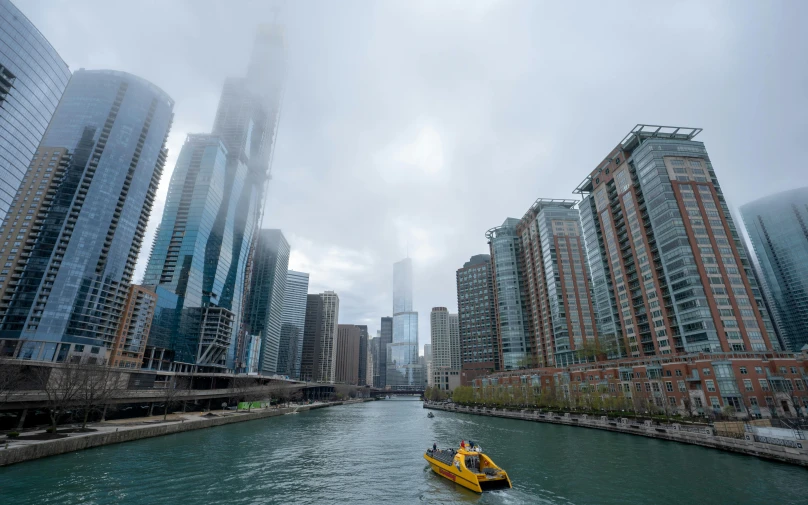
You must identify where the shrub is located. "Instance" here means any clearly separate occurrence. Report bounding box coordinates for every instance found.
[46,427,57,433]
[6,431,20,438]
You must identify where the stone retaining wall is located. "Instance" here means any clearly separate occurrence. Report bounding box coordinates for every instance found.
[424,402,808,467]
[0,399,369,467]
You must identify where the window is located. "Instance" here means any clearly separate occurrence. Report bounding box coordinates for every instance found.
[675,369,682,377]
[749,397,759,407]
[743,379,753,391]
[694,397,703,408]
[677,380,686,392]
[635,383,642,392]
[758,379,770,391]
[706,380,716,392]
[665,381,673,392]
[739,367,747,375]
[702,368,711,376]
[669,396,677,406]
[790,367,797,374]
[710,397,720,409]
[754,367,762,374]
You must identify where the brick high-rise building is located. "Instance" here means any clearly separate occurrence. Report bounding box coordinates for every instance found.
[516,199,599,367]
[574,125,778,357]
[456,254,500,384]
[110,285,157,369]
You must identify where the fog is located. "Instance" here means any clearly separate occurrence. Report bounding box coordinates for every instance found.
[16,0,808,350]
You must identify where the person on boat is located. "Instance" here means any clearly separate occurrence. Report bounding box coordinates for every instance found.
[433,442,437,452]
[460,440,465,449]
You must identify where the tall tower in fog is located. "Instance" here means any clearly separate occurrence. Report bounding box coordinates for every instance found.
[387,257,422,389]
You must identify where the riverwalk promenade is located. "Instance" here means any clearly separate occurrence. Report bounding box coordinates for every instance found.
[424,401,808,467]
[1,399,372,467]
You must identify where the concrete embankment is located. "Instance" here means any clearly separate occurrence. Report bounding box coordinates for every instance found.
[424,402,808,467]
[1,399,373,467]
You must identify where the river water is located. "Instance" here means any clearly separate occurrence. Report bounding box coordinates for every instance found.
[1,398,806,504]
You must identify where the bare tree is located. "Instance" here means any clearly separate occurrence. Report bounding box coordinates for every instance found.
[33,363,86,433]
[158,375,189,421]
[75,364,126,430]
[232,377,266,412]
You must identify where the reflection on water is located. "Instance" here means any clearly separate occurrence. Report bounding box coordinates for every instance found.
[1,398,807,505]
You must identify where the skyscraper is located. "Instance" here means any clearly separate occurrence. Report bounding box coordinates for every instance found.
[357,324,369,386]
[367,335,377,386]
[517,199,599,367]
[316,291,340,383]
[0,0,70,222]
[448,313,460,369]
[574,125,778,357]
[141,26,285,372]
[486,219,531,370]
[142,134,227,368]
[741,187,808,351]
[388,258,422,389]
[378,316,392,388]
[423,343,433,386]
[281,270,309,378]
[0,70,173,355]
[300,294,324,382]
[430,307,451,368]
[245,229,290,375]
[456,254,499,384]
[203,26,285,370]
[335,324,361,385]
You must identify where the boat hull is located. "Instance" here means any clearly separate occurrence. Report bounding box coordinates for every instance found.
[424,452,511,493]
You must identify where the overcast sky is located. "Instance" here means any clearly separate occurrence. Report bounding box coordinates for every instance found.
[16,0,808,351]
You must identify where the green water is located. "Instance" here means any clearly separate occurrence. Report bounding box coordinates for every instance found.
[1,399,806,504]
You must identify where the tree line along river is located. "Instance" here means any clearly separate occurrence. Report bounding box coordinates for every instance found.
[1,398,806,504]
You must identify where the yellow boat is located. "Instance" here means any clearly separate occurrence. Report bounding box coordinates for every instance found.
[424,444,512,493]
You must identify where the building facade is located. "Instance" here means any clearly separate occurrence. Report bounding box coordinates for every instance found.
[316,291,340,383]
[0,0,70,222]
[378,316,392,388]
[109,285,157,369]
[244,229,289,375]
[299,294,324,382]
[367,336,377,386]
[473,350,808,419]
[486,219,531,370]
[199,26,286,370]
[574,125,778,358]
[741,187,808,352]
[281,270,309,378]
[456,254,500,385]
[335,324,361,385]
[142,134,227,368]
[357,324,368,386]
[0,69,173,357]
[517,199,600,368]
[388,258,423,389]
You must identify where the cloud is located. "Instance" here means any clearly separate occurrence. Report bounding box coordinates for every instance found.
[14,0,808,352]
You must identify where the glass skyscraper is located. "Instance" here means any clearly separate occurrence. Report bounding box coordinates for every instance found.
[281,270,310,378]
[387,257,423,389]
[0,0,70,223]
[244,229,289,375]
[741,187,808,351]
[141,26,285,372]
[486,218,530,370]
[0,69,174,353]
[142,134,227,367]
[202,25,286,370]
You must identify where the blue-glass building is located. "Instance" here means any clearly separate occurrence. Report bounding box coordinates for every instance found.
[486,218,530,370]
[142,134,227,367]
[245,229,289,375]
[0,0,70,222]
[280,270,309,378]
[387,258,423,389]
[201,25,286,370]
[0,69,173,352]
[741,187,808,352]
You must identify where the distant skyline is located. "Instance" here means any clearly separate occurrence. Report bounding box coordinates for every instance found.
[15,0,808,349]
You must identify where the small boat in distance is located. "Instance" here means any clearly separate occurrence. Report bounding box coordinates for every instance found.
[427,412,434,418]
[424,443,512,493]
